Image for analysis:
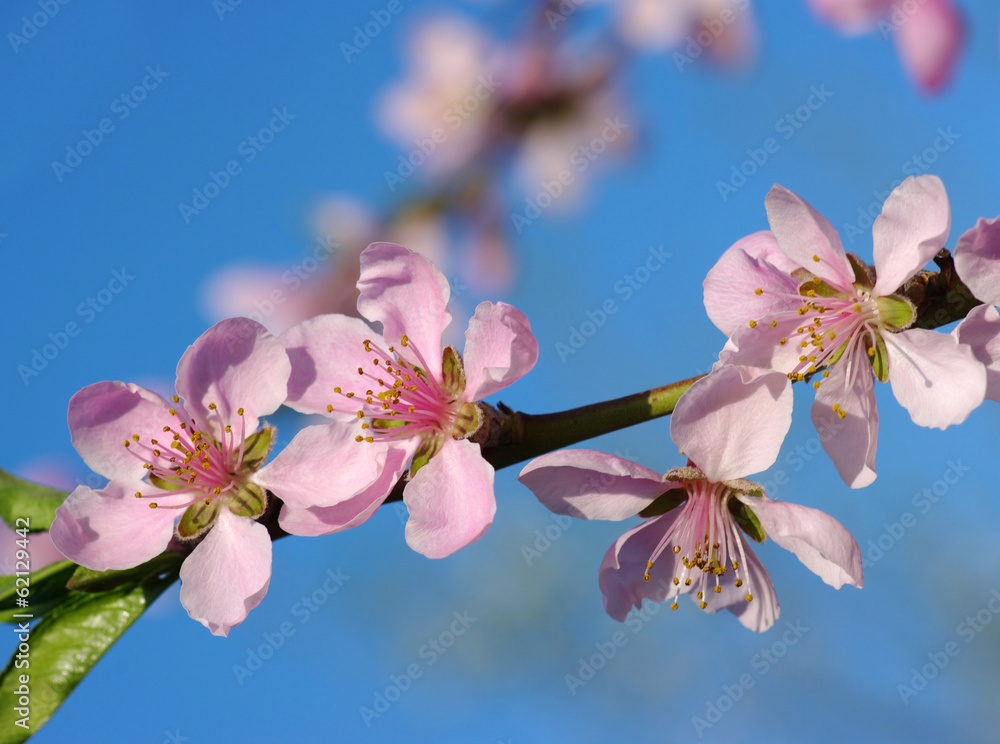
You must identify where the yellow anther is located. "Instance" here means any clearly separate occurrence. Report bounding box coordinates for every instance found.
[812,254,820,262]
[400,334,409,347]
[358,367,364,375]
[364,340,372,352]
[346,392,355,399]
[837,409,847,419]
[365,436,374,443]
[745,594,753,602]
[237,407,244,416]
[208,402,217,410]
[828,331,836,340]
[172,395,179,403]
[714,586,722,593]
[799,355,808,363]
[355,435,363,442]
[334,387,342,394]
[754,288,763,296]
[813,381,821,389]
[735,579,743,587]
[672,546,680,554]
[149,503,157,509]
[123,440,131,448]
[770,320,777,327]
[854,304,862,312]
[684,578,692,586]
[749,320,757,328]
[867,347,876,357]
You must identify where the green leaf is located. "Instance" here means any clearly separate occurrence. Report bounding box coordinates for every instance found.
[66,550,182,594]
[877,294,915,331]
[728,500,766,543]
[240,425,274,471]
[0,562,77,625]
[637,488,687,518]
[0,471,69,533]
[440,345,467,397]
[0,556,181,743]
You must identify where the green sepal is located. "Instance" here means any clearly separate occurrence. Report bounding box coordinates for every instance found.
[226,482,267,518]
[868,331,890,383]
[450,402,481,440]
[372,417,407,430]
[0,470,69,533]
[177,498,222,539]
[0,560,77,625]
[441,345,467,397]
[410,435,444,478]
[66,550,183,594]
[798,278,847,300]
[637,488,687,518]
[876,294,915,331]
[728,500,766,543]
[0,554,181,743]
[149,471,192,492]
[240,425,275,471]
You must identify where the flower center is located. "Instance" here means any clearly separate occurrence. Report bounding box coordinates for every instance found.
[326,335,478,448]
[644,478,756,611]
[123,397,269,535]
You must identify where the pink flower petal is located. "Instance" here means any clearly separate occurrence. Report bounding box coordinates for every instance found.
[764,185,855,290]
[725,549,779,633]
[518,449,669,521]
[175,317,290,437]
[872,176,951,296]
[277,444,410,537]
[280,314,382,416]
[68,381,177,481]
[357,243,451,380]
[812,357,878,488]
[50,481,177,571]
[955,305,1000,402]
[255,420,414,512]
[729,229,803,275]
[703,235,803,337]
[892,0,963,94]
[599,513,682,622]
[718,314,814,372]
[462,301,539,402]
[403,438,495,558]
[670,366,793,482]
[885,328,985,428]
[178,510,272,637]
[954,216,1000,306]
[737,494,863,589]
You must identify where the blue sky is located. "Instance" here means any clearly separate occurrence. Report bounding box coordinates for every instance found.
[3,1,1000,742]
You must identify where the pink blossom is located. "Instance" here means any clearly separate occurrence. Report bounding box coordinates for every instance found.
[807,0,963,93]
[279,243,538,558]
[610,0,758,65]
[704,176,986,488]
[953,216,1000,401]
[50,318,354,636]
[519,366,862,632]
